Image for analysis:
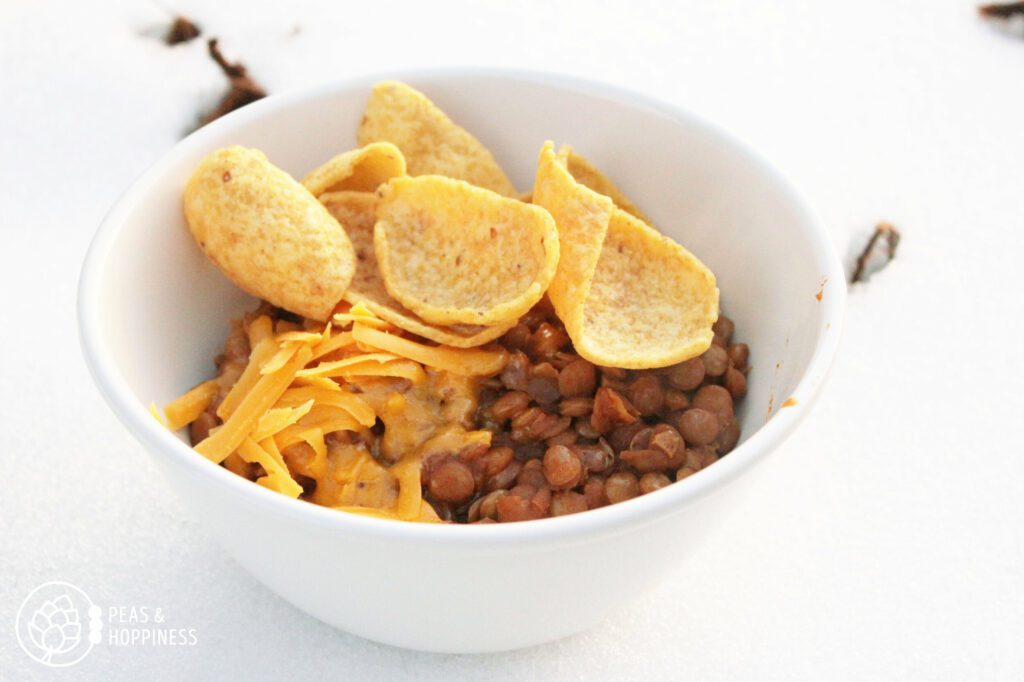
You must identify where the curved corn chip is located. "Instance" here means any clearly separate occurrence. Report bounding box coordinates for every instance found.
[531,141,615,342]
[534,142,717,368]
[320,190,516,346]
[301,142,406,196]
[374,176,559,326]
[183,146,355,321]
[556,145,652,224]
[358,81,518,197]
[577,210,719,368]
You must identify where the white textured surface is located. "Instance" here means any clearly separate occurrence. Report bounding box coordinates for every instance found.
[1,0,1022,679]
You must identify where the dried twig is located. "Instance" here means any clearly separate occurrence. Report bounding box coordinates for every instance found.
[851,222,901,284]
[200,39,267,126]
[979,2,1024,19]
[165,16,201,45]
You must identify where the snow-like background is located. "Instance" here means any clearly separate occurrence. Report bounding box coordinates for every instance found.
[1,1,1022,679]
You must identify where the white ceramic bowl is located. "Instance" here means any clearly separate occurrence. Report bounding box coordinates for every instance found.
[78,69,845,653]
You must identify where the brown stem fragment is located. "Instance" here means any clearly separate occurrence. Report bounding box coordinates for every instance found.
[165,16,201,45]
[851,222,901,284]
[979,2,1024,19]
[200,39,267,126]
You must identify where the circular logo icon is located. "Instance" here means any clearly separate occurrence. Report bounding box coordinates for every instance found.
[15,582,99,667]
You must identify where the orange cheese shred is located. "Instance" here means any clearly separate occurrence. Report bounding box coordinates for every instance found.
[260,436,289,472]
[340,359,427,384]
[291,375,343,391]
[390,456,426,520]
[149,402,168,427]
[275,330,326,345]
[196,346,312,464]
[259,343,301,376]
[297,426,327,477]
[163,379,220,431]
[238,437,302,498]
[247,315,274,348]
[333,304,392,330]
[216,336,278,420]
[311,331,356,360]
[277,386,376,426]
[250,399,315,442]
[352,324,507,376]
[296,353,399,378]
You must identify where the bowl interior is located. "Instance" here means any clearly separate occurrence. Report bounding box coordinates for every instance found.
[85,70,840,505]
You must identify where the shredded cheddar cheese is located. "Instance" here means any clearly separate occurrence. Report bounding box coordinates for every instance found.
[333,302,392,329]
[149,402,168,427]
[247,314,274,348]
[277,387,376,426]
[342,359,426,384]
[196,346,312,463]
[259,343,301,375]
[162,380,220,431]
[275,330,327,345]
[250,399,314,441]
[292,375,343,391]
[163,306,501,522]
[351,324,508,375]
[238,437,303,498]
[295,353,400,378]
[311,335,354,361]
[216,335,278,420]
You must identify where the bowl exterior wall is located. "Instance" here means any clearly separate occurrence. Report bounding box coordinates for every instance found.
[158,448,765,653]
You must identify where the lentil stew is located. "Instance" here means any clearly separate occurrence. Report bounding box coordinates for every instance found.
[186,299,750,523]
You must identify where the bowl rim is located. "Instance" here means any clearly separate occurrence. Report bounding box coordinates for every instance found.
[78,67,846,548]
